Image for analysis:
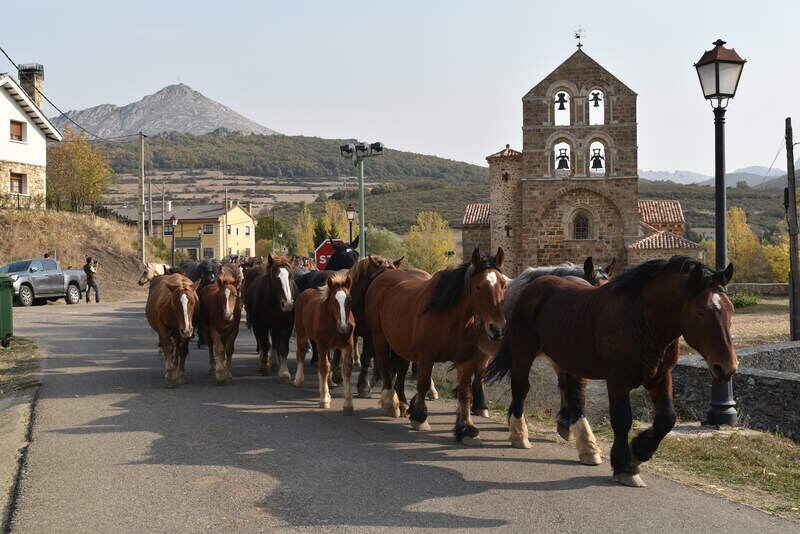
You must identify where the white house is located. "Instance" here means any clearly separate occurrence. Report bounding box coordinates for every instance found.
[0,64,62,208]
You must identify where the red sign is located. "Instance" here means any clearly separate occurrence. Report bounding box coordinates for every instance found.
[314,239,345,269]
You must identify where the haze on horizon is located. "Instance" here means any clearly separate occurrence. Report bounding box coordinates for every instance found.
[4,0,798,175]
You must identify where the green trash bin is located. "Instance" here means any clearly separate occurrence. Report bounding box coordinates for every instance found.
[0,274,12,348]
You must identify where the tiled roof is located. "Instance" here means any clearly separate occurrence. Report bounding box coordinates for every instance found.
[486,144,523,162]
[628,230,702,250]
[462,203,490,226]
[639,200,685,225]
[110,203,252,224]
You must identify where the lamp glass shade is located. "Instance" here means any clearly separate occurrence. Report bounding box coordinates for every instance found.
[696,62,718,98]
[718,61,744,96]
[346,205,356,221]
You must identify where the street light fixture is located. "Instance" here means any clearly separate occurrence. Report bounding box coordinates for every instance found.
[170,215,178,267]
[340,140,384,256]
[346,204,356,242]
[694,38,745,427]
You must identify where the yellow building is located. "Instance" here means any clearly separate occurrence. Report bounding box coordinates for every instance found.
[138,201,257,261]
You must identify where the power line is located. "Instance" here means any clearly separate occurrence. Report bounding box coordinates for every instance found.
[756,141,785,189]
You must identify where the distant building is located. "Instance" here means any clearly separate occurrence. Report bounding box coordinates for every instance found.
[113,200,257,260]
[0,64,62,208]
[460,46,702,275]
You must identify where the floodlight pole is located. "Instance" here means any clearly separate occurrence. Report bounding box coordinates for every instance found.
[358,159,366,257]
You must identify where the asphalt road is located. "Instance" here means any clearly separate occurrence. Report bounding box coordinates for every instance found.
[9,300,794,533]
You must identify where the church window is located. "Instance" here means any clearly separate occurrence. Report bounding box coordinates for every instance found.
[554,141,571,177]
[588,90,605,125]
[502,172,509,182]
[554,91,571,125]
[573,213,589,240]
[589,141,607,176]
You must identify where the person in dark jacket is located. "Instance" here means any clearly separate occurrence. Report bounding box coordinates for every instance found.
[83,257,100,303]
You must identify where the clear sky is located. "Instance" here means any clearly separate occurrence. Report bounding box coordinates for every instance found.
[4,0,799,174]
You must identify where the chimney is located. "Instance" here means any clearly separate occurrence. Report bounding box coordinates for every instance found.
[18,63,44,109]
[246,202,252,215]
[226,199,232,210]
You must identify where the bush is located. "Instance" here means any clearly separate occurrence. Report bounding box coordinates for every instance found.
[730,292,759,309]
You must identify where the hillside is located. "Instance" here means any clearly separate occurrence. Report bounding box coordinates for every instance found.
[0,211,154,301]
[52,84,278,138]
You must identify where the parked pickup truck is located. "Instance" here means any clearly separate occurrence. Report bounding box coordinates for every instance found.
[0,258,87,306]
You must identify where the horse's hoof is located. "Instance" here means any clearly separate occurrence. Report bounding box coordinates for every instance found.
[399,403,409,417]
[511,438,532,449]
[410,419,430,431]
[320,400,331,409]
[164,381,177,389]
[557,422,572,441]
[461,436,483,447]
[342,405,355,416]
[357,385,371,398]
[293,379,304,388]
[613,473,647,488]
[579,453,603,466]
[331,368,343,385]
[278,373,291,384]
[177,376,186,385]
[426,389,439,401]
[472,408,490,418]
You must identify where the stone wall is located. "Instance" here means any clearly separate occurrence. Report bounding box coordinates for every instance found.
[728,283,789,297]
[672,354,800,439]
[461,225,490,263]
[489,156,523,276]
[0,160,46,208]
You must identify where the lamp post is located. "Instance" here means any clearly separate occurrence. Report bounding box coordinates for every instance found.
[198,227,203,260]
[694,38,745,427]
[346,203,356,242]
[340,141,384,256]
[170,215,178,267]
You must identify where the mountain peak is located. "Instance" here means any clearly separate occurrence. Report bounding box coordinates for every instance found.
[51,85,279,139]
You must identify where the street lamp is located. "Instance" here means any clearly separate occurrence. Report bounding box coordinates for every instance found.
[695,38,745,427]
[198,227,203,260]
[340,141,384,256]
[170,215,178,266]
[346,204,356,242]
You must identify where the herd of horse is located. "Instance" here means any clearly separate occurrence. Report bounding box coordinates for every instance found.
[139,240,738,488]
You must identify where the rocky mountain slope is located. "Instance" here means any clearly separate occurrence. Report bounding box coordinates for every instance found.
[51,84,278,138]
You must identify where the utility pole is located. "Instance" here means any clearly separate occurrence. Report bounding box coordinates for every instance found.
[271,206,276,254]
[786,118,800,340]
[224,188,229,257]
[139,131,147,264]
[161,179,166,240]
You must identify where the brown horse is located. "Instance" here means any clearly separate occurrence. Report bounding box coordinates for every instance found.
[293,273,356,413]
[199,271,242,385]
[365,247,506,444]
[242,254,297,380]
[145,273,201,387]
[486,256,737,487]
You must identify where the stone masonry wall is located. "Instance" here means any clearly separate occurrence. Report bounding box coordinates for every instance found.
[461,225,490,263]
[0,160,46,209]
[489,157,523,276]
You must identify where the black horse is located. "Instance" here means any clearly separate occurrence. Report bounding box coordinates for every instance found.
[180,259,220,347]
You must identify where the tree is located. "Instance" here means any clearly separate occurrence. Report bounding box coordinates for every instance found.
[294,203,315,257]
[763,239,790,283]
[325,199,354,241]
[47,126,113,211]
[405,211,455,273]
[365,224,405,260]
[313,216,331,248]
[255,212,287,242]
[727,207,768,281]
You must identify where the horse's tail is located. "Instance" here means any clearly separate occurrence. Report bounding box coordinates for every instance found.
[484,339,513,384]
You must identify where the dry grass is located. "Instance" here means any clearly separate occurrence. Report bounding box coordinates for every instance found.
[0,337,39,397]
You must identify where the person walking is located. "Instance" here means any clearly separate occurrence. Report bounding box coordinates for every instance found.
[83,257,100,303]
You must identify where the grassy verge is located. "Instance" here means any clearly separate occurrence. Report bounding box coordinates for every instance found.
[0,338,40,397]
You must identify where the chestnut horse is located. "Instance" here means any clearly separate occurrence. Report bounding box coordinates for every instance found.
[242,254,297,380]
[293,273,356,413]
[145,273,201,387]
[199,271,242,385]
[486,256,737,487]
[365,247,506,444]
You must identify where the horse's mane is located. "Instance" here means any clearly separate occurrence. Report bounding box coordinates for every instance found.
[161,274,195,292]
[424,256,499,313]
[217,271,236,286]
[512,263,583,289]
[610,255,708,294]
[317,272,350,299]
[350,255,394,288]
[269,255,293,269]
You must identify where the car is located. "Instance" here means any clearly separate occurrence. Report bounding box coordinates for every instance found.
[0,258,88,306]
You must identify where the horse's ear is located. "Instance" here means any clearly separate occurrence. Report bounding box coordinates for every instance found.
[368,255,379,267]
[495,247,504,268]
[471,248,481,266]
[583,256,596,280]
[605,258,617,277]
[326,275,336,290]
[714,263,734,287]
[267,254,274,266]
[392,256,404,268]
[689,263,705,290]
[344,274,352,289]
[351,235,359,249]
[192,278,202,293]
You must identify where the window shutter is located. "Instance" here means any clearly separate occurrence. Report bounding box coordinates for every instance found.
[10,121,23,140]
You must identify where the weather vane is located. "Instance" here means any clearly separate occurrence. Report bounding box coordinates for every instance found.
[575,26,585,49]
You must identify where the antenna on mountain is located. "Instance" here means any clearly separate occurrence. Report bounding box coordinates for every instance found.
[575,26,585,49]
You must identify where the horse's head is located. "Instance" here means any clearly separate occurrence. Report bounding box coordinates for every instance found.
[173,279,201,339]
[467,247,507,341]
[268,254,296,312]
[583,256,616,286]
[326,237,360,271]
[138,266,156,286]
[216,272,239,322]
[325,273,355,335]
[681,262,738,381]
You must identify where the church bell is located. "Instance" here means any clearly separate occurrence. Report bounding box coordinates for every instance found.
[556,149,570,169]
[555,92,568,111]
[590,91,602,108]
[590,148,605,169]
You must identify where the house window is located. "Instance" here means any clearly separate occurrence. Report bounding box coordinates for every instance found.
[236,227,239,235]
[164,224,174,236]
[10,173,26,195]
[226,225,232,235]
[10,120,24,142]
[245,225,251,236]
[203,247,214,259]
[573,214,590,240]
[203,223,214,235]
[244,248,251,257]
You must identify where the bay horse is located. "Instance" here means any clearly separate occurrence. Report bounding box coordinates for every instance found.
[242,254,297,380]
[145,273,201,387]
[137,263,175,286]
[485,256,737,487]
[293,273,356,414]
[199,271,242,385]
[365,247,506,444]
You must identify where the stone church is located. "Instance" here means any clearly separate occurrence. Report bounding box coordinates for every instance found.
[461,46,702,277]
